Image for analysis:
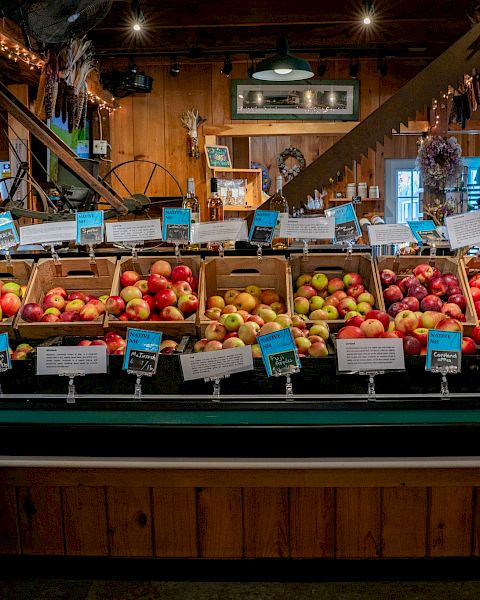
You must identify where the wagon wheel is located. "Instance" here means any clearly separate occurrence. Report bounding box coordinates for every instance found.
[0,175,53,214]
[98,159,184,217]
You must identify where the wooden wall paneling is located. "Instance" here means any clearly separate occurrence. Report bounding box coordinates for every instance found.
[0,486,20,554]
[62,486,108,556]
[473,487,480,556]
[335,488,381,558]
[153,488,197,558]
[243,487,289,558]
[17,486,64,555]
[382,488,427,558]
[132,65,167,198]
[289,488,335,558]
[428,487,474,557]
[212,61,249,125]
[106,487,153,557]
[109,96,135,198]
[163,64,213,200]
[359,59,380,120]
[197,487,242,558]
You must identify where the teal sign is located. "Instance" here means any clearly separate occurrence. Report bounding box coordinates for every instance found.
[123,328,162,375]
[76,211,104,245]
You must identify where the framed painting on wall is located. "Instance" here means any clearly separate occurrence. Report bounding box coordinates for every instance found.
[231,79,359,121]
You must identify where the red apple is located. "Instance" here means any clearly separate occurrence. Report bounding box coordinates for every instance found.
[435,318,463,333]
[21,302,44,322]
[407,283,428,301]
[154,288,177,310]
[345,315,366,328]
[150,260,172,278]
[172,280,192,297]
[79,304,100,321]
[177,293,199,316]
[420,310,445,329]
[347,284,365,299]
[360,318,385,338]
[365,310,390,330]
[117,312,129,321]
[1,292,21,317]
[134,279,149,294]
[462,336,477,355]
[64,298,85,312]
[471,325,480,345]
[59,310,81,322]
[338,297,357,317]
[146,274,169,295]
[387,302,409,318]
[336,325,365,339]
[207,295,225,310]
[327,277,345,294]
[380,331,405,339]
[394,310,419,333]
[420,294,443,313]
[91,339,108,347]
[343,272,363,287]
[296,285,317,299]
[125,298,151,321]
[383,285,403,305]
[87,299,106,315]
[380,269,397,287]
[471,287,480,302]
[105,295,125,315]
[46,286,67,299]
[442,273,459,288]
[331,290,348,301]
[120,270,140,288]
[413,264,438,284]
[411,327,429,347]
[441,302,463,319]
[475,300,480,319]
[446,294,466,312]
[159,306,184,321]
[77,339,92,346]
[171,264,193,283]
[41,313,59,322]
[67,291,86,302]
[403,335,421,355]
[402,296,420,312]
[120,286,142,303]
[399,275,419,295]
[205,320,227,341]
[428,276,448,297]
[142,294,155,313]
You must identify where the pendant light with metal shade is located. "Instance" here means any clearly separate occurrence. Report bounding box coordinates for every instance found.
[252,37,314,81]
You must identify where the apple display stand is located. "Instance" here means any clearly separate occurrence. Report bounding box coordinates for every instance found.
[59,372,85,404]
[431,366,457,399]
[127,370,153,400]
[358,370,384,401]
[204,374,230,402]
[273,365,300,402]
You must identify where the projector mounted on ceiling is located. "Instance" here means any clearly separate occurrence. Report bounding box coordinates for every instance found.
[102,63,153,98]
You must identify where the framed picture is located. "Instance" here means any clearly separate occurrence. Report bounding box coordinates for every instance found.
[205,145,232,168]
[231,79,359,121]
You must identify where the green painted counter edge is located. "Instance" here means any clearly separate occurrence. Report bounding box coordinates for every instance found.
[1,409,480,426]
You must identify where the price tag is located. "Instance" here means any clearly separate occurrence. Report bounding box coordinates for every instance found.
[325,203,361,243]
[368,224,416,246]
[36,345,107,376]
[162,208,191,243]
[336,338,405,373]
[257,328,300,377]
[0,211,19,250]
[180,345,253,381]
[248,210,278,245]
[105,219,162,244]
[19,221,76,246]
[0,333,11,371]
[426,330,462,372]
[407,220,437,245]
[76,211,104,245]
[191,220,244,244]
[122,328,162,375]
[280,216,335,240]
[445,210,480,250]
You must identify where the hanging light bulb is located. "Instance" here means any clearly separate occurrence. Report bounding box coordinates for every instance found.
[169,57,180,77]
[131,0,145,32]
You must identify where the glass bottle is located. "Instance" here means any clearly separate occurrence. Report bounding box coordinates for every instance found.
[270,175,289,249]
[182,177,200,250]
[206,177,224,250]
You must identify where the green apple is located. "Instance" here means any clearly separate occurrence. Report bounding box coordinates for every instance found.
[311,272,328,291]
[309,296,325,311]
[294,296,310,315]
[295,273,312,289]
[224,312,244,332]
[323,305,339,319]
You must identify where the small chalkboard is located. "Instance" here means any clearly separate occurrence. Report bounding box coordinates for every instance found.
[162,208,191,243]
[127,349,158,374]
[205,145,232,168]
[76,211,104,245]
[249,210,278,245]
[268,349,298,375]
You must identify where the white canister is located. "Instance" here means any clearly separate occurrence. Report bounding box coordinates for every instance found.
[369,185,380,199]
[357,182,368,198]
[346,183,357,198]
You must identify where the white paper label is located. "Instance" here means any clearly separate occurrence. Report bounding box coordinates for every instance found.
[180,346,253,381]
[280,216,335,240]
[105,219,162,243]
[445,211,480,250]
[36,346,108,376]
[368,224,416,246]
[191,220,244,243]
[336,338,405,372]
[19,221,76,246]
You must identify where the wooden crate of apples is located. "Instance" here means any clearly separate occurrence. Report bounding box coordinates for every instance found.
[336,256,477,356]
[0,259,34,339]
[15,257,117,339]
[289,253,382,330]
[105,256,200,337]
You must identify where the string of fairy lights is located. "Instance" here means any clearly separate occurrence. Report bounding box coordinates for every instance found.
[0,34,118,112]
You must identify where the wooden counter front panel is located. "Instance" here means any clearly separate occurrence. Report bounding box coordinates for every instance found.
[2,469,480,559]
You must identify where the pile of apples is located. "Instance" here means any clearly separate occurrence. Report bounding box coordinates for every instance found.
[198,285,330,357]
[293,271,376,321]
[105,260,198,322]
[9,342,33,360]
[467,271,480,318]
[0,281,27,321]
[21,287,107,323]
[75,333,179,355]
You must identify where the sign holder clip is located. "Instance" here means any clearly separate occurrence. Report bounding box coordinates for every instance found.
[431,365,457,398]
[59,371,85,404]
[127,370,154,399]
[204,373,230,401]
[273,365,300,402]
[359,370,384,400]
[302,239,309,257]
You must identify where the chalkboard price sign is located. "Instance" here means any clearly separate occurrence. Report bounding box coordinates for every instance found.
[123,328,162,376]
[257,328,300,377]
[205,145,232,168]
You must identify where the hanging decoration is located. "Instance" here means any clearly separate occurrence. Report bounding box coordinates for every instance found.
[180,108,207,159]
[416,135,464,225]
[277,146,306,181]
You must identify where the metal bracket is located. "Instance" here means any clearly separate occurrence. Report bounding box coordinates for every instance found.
[58,372,85,404]
[204,373,230,401]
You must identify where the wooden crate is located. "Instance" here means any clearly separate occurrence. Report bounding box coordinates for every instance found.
[105,255,201,337]
[290,253,382,331]
[376,255,476,330]
[460,255,480,327]
[198,256,291,336]
[15,257,117,339]
[0,259,35,339]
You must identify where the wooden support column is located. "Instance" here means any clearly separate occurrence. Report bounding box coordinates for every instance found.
[7,84,32,210]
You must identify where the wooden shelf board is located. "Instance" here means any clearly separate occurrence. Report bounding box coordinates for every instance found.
[224,206,257,211]
[329,198,382,203]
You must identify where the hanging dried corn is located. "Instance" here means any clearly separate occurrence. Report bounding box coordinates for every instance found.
[78,82,88,130]
[55,78,66,119]
[54,46,68,120]
[43,47,59,120]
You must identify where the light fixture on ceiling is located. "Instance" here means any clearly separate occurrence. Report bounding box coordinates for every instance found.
[317,56,327,78]
[361,0,374,25]
[131,0,145,32]
[252,37,313,81]
[169,57,180,77]
[221,53,233,77]
[377,56,387,77]
[349,57,360,79]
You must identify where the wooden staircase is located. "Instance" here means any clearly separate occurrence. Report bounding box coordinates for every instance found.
[282,22,480,209]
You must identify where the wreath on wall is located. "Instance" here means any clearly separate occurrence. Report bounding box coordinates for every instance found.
[416,135,463,190]
[277,146,306,181]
